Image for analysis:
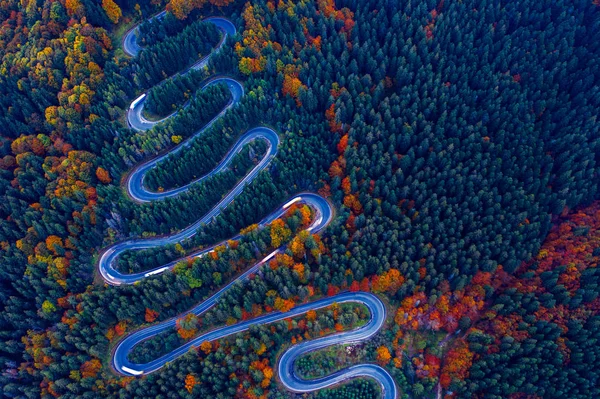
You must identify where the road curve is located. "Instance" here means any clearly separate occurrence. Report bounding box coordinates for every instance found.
[124,15,237,131]
[277,292,397,398]
[126,121,273,202]
[102,10,397,399]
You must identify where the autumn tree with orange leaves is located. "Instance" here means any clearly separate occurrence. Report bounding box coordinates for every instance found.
[185,374,197,393]
[270,219,291,248]
[102,0,122,24]
[95,166,111,184]
[167,0,236,20]
[376,345,392,365]
[282,74,306,106]
[145,308,159,323]
[176,313,199,340]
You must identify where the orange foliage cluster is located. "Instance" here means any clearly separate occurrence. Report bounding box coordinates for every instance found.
[14,148,99,290]
[104,319,127,342]
[394,270,500,334]
[328,153,355,221]
[21,331,53,373]
[267,207,322,262]
[327,284,340,297]
[345,274,369,291]
[11,134,48,155]
[184,374,197,393]
[226,299,369,398]
[45,21,110,128]
[343,193,363,214]
[300,206,313,226]
[290,235,307,260]
[424,1,445,40]
[96,166,111,184]
[337,134,349,154]
[237,385,268,399]
[280,202,313,228]
[274,296,296,312]
[394,291,428,331]
[200,341,212,354]
[440,339,474,388]
[341,177,352,195]
[316,0,355,34]
[240,223,259,235]
[269,219,291,248]
[80,358,102,378]
[167,0,236,20]
[521,204,600,286]
[298,13,323,51]
[176,313,199,340]
[466,203,600,357]
[53,151,97,201]
[326,103,343,132]
[310,234,326,259]
[291,231,323,262]
[101,0,122,24]
[326,103,369,222]
[386,270,506,389]
[438,202,600,390]
[328,156,346,179]
[114,320,127,335]
[250,358,273,389]
[270,253,294,270]
[144,308,159,323]
[376,345,392,365]
[3,2,131,392]
[282,73,306,106]
[415,352,441,379]
[372,268,405,295]
[235,3,280,74]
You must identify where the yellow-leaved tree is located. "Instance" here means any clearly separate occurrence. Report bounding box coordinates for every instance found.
[102,0,122,24]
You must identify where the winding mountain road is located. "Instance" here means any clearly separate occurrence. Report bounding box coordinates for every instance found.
[100,12,397,399]
[125,14,237,131]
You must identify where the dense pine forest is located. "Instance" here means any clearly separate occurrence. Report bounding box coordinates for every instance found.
[1,0,600,398]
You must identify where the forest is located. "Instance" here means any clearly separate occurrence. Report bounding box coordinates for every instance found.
[1,0,600,398]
